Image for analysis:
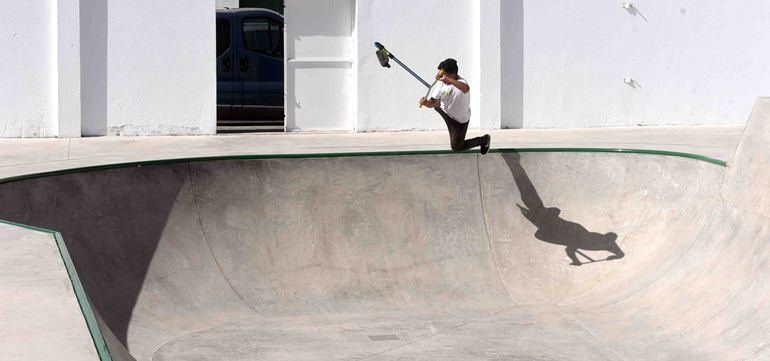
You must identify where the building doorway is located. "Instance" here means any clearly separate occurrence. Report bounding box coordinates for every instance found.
[216,1,285,133]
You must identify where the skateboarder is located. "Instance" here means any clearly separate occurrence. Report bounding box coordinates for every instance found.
[418,58,491,154]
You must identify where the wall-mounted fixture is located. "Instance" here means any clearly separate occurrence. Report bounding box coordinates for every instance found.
[624,77,641,88]
[622,2,647,21]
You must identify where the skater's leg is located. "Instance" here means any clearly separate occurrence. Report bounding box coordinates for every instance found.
[435,108,482,151]
[451,121,473,151]
[434,108,490,153]
[566,247,582,266]
[435,108,469,151]
[452,124,490,153]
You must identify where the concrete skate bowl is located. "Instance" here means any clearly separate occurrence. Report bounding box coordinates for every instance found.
[1,100,770,361]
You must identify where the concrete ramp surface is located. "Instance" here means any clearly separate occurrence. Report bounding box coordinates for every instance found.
[1,99,769,360]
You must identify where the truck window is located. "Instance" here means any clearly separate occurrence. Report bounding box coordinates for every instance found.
[216,19,231,57]
[243,17,282,57]
[270,20,282,57]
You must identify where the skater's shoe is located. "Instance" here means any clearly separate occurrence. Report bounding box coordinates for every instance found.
[480,134,491,155]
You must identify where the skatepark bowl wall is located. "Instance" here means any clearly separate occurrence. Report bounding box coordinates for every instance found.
[1,98,769,361]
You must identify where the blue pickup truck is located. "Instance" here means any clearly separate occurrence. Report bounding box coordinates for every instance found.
[216,8,284,131]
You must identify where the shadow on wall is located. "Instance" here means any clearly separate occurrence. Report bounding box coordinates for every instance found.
[80,0,109,136]
[0,165,185,350]
[501,0,523,129]
[502,152,625,266]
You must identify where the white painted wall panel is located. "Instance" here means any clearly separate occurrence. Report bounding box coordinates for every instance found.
[285,0,355,131]
[104,0,216,135]
[0,1,57,137]
[515,1,770,128]
[287,63,353,130]
[57,0,82,137]
[286,0,353,60]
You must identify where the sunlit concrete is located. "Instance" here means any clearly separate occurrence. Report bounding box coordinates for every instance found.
[0,223,98,360]
[0,125,742,179]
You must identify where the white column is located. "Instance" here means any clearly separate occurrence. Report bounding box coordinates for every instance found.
[476,0,502,129]
[501,0,523,129]
[56,0,82,137]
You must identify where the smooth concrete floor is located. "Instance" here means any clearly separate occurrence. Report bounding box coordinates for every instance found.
[151,307,624,361]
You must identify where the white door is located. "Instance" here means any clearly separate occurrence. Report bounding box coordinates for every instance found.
[284,0,355,131]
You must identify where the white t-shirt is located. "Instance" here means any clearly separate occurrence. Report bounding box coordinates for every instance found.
[429,77,471,123]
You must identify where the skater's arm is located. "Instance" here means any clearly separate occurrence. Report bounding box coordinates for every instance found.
[419,97,439,108]
[440,75,470,94]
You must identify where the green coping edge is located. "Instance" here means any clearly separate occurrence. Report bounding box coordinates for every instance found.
[0,220,113,361]
[0,147,725,186]
[491,148,727,166]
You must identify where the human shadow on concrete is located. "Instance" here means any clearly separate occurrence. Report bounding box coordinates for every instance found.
[502,152,624,266]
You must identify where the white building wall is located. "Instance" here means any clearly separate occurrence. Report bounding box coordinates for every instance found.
[2,0,216,137]
[0,1,57,137]
[3,0,770,137]
[101,0,216,135]
[514,0,770,128]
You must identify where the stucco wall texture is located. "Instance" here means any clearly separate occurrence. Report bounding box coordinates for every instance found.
[0,2,57,137]
[82,0,216,136]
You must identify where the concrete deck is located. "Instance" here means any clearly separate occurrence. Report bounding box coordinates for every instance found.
[0,223,100,361]
[0,125,744,179]
[3,117,770,361]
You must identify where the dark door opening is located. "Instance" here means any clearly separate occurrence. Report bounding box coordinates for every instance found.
[216,4,284,133]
